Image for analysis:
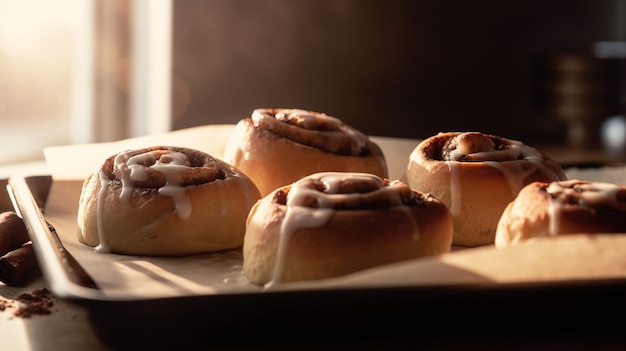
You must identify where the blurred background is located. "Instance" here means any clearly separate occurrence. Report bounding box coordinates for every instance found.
[0,0,625,166]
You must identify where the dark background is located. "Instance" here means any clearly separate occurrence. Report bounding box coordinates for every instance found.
[170,0,625,146]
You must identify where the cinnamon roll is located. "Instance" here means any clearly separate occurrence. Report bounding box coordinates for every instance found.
[77,146,261,256]
[495,180,626,247]
[223,108,388,196]
[402,132,566,247]
[242,172,453,286]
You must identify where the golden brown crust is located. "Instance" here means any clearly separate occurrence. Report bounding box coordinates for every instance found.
[242,172,453,285]
[403,132,566,247]
[495,180,626,247]
[223,109,388,196]
[77,146,261,256]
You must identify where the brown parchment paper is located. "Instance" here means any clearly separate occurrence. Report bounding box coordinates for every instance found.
[41,124,626,300]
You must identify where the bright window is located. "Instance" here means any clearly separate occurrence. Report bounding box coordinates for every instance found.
[0,0,171,166]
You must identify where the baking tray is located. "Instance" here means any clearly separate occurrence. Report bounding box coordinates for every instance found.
[7,174,626,348]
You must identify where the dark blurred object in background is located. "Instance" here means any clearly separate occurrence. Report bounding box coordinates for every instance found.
[534,51,622,148]
[170,0,625,146]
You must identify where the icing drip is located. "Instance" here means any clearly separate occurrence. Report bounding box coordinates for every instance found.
[438,132,564,215]
[116,150,194,219]
[96,170,111,253]
[266,172,422,287]
[446,161,462,217]
[93,147,254,254]
[546,180,626,235]
[95,150,196,252]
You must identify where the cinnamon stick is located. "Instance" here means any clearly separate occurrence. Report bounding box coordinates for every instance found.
[0,211,30,256]
[0,243,37,285]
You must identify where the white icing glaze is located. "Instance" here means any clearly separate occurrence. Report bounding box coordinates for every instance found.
[447,132,497,160]
[428,133,564,217]
[546,180,626,236]
[445,161,462,216]
[118,150,193,219]
[93,147,256,254]
[266,172,420,288]
[96,170,112,253]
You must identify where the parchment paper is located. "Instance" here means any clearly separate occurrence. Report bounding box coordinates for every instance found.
[40,124,626,299]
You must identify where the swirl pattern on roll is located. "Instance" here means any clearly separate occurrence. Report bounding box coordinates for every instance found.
[103,147,226,220]
[223,108,388,196]
[416,131,567,212]
[441,132,545,162]
[243,172,453,286]
[284,172,425,210]
[252,108,374,156]
[547,180,626,232]
[404,131,567,247]
[495,180,626,247]
[77,146,261,256]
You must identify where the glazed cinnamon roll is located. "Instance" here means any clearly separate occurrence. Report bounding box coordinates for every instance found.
[223,108,388,196]
[77,146,261,256]
[242,172,453,286]
[495,180,626,247]
[403,132,566,247]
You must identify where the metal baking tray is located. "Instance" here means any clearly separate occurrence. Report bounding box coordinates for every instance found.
[7,174,626,348]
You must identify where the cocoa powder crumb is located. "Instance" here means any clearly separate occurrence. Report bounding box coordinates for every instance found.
[0,287,55,318]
